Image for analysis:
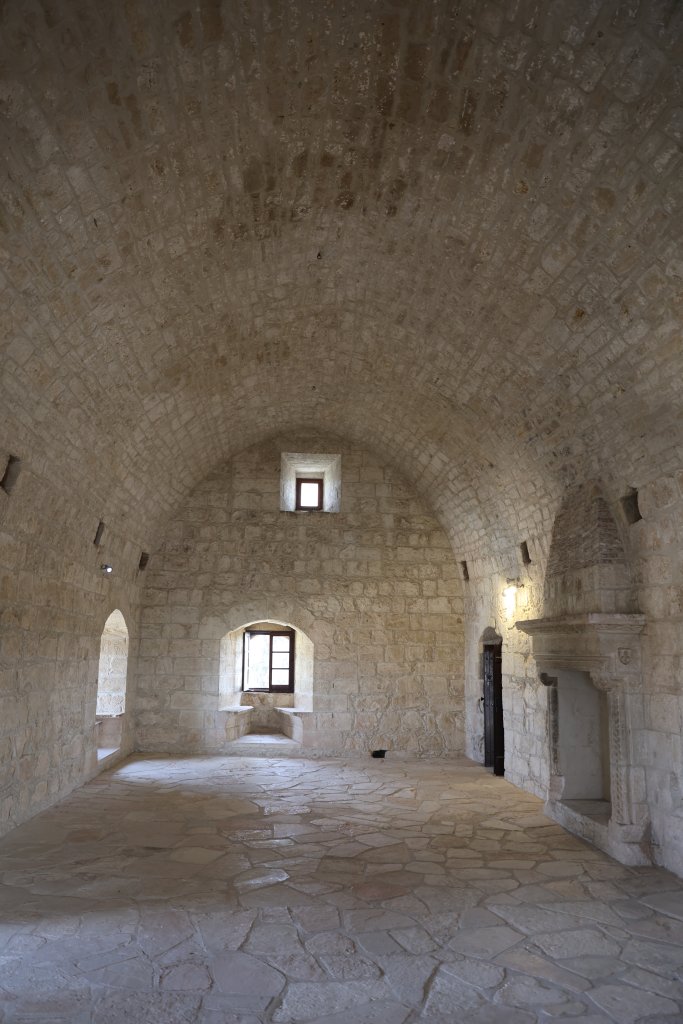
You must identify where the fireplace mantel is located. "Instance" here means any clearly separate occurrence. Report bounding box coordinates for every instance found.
[514,611,650,865]
[515,612,646,688]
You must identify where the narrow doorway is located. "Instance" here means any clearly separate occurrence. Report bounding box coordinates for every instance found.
[483,643,504,776]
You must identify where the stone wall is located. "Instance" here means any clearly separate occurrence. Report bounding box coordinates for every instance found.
[631,474,683,876]
[460,475,683,877]
[136,434,465,755]
[463,562,549,801]
[544,483,637,617]
[0,460,140,837]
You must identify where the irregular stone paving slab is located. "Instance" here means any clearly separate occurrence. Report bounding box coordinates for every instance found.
[621,936,683,970]
[488,903,582,934]
[0,755,682,1022]
[423,964,486,1016]
[303,1001,412,1024]
[437,1010,536,1024]
[440,956,506,989]
[271,979,391,1021]
[497,974,575,1008]
[589,983,681,1023]
[494,948,591,992]
[448,924,524,958]
[530,927,623,959]
[642,890,683,921]
[91,990,203,1023]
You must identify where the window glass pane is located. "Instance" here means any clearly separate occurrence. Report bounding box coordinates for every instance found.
[245,633,270,689]
[299,481,321,507]
[271,669,291,687]
[272,652,290,669]
[272,635,290,652]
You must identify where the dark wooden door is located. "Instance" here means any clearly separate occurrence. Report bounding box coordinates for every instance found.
[483,644,504,776]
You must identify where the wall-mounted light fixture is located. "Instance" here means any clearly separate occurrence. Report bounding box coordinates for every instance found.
[503,578,524,617]
[100,563,113,576]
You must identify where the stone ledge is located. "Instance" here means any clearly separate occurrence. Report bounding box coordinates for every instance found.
[275,706,312,743]
[547,797,651,866]
[220,705,254,742]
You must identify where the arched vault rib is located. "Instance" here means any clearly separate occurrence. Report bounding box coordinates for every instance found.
[0,0,682,566]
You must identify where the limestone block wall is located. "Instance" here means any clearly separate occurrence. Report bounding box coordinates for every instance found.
[630,475,683,876]
[463,562,549,801]
[543,485,638,617]
[460,475,683,878]
[136,434,465,755]
[0,460,141,837]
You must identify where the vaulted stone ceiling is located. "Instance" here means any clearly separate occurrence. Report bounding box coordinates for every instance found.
[1,0,681,558]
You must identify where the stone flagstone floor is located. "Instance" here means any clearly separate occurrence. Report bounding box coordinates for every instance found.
[1,755,683,1023]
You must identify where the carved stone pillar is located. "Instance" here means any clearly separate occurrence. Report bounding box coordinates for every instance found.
[540,672,562,800]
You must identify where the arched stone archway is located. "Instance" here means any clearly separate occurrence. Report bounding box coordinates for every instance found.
[135,433,465,755]
[95,609,129,760]
[219,614,315,712]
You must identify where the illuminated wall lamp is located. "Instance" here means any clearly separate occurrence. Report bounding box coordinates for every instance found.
[503,578,524,616]
[100,563,113,576]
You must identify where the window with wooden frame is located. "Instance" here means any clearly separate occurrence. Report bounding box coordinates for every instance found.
[242,629,295,692]
[295,477,323,511]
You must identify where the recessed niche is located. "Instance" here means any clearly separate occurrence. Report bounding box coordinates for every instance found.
[138,551,150,571]
[281,453,341,513]
[520,541,531,565]
[556,669,610,804]
[0,454,21,495]
[460,560,469,582]
[94,521,105,546]
[621,489,642,525]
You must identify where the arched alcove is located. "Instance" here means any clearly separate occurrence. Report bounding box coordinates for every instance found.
[220,619,315,725]
[95,609,129,760]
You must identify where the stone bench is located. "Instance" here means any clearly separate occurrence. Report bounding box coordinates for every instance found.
[95,713,125,751]
[221,705,254,742]
[275,707,313,744]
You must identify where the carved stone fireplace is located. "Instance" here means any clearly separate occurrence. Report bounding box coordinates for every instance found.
[516,613,650,866]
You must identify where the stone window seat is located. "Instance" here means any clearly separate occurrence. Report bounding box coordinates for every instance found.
[221,704,254,742]
[95,713,125,760]
[275,707,313,744]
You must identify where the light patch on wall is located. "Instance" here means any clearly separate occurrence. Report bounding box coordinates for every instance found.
[503,580,523,618]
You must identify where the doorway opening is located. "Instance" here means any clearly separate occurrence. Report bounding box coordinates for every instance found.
[482,641,504,776]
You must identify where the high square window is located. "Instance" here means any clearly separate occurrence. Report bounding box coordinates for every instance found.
[242,629,295,692]
[296,477,323,510]
[280,453,341,513]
